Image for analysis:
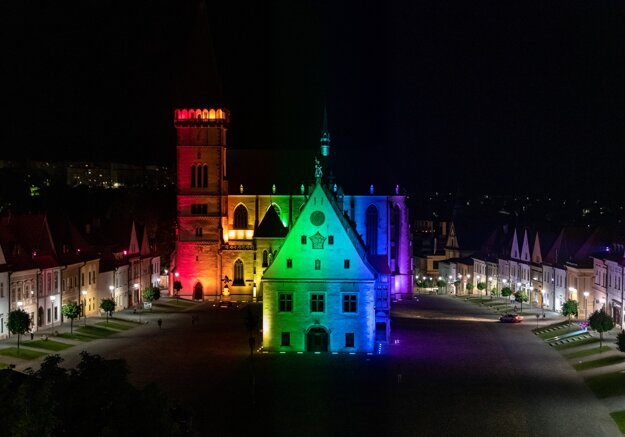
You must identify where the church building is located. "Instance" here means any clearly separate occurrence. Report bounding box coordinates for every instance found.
[169,1,412,351]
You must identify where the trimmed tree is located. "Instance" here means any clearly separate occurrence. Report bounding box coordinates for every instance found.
[617,330,625,353]
[562,299,579,326]
[491,287,499,298]
[477,282,487,297]
[466,283,474,295]
[501,287,512,298]
[100,298,116,325]
[588,310,614,349]
[173,281,182,304]
[514,291,529,313]
[7,309,31,353]
[142,287,160,310]
[62,302,81,335]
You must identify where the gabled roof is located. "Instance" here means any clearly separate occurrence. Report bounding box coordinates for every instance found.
[544,227,594,267]
[255,205,288,238]
[263,181,377,280]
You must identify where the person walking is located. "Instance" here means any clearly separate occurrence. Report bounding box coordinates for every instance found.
[157,319,162,329]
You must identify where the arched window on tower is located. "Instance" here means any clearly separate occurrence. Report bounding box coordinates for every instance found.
[262,250,268,267]
[366,205,379,255]
[234,205,248,229]
[191,165,196,188]
[196,164,203,188]
[203,165,208,188]
[233,259,244,285]
[390,204,401,272]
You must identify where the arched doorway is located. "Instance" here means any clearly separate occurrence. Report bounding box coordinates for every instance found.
[307,327,329,352]
[38,306,44,327]
[193,282,203,300]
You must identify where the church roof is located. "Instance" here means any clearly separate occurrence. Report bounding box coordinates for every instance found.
[255,206,287,238]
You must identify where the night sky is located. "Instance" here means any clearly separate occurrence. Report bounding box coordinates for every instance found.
[2,1,625,196]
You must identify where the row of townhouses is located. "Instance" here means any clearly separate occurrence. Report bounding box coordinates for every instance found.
[418,220,625,325]
[0,213,161,338]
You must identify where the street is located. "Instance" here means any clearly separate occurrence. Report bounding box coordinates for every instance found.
[35,296,620,436]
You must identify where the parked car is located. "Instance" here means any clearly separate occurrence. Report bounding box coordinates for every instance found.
[500,313,523,323]
[218,301,233,308]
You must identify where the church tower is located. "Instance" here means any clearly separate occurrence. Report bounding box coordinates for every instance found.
[173,1,229,299]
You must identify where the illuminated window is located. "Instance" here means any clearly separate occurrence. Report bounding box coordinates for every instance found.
[344,259,350,269]
[342,294,357,313]
[301,236,307,245]
[233,259,244,285]
[345,333,355,348]
[366,205,378,255]
[281,332,290,346]
[279,293,293,312]
[262,250,268,267]
[234,205,248,229]
[310,294,325,312]
[315,260,321,270]
[286,259,293,269]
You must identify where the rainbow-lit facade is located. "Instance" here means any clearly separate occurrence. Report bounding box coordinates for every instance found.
[172,107,412,350]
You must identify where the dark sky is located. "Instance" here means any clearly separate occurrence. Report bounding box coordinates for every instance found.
[2,1,625,196]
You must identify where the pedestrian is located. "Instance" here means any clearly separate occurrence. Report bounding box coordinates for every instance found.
[157,319,162,329]
[30,332,34,341]
[514,305,518,312]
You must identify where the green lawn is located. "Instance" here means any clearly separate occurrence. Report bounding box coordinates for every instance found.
[59,332,94,342]
[553,337,599,350]
[586,373,625,399]
[0,347,48,360]
[574,355,625,371]
[0,363,8,369]
[24,339,73,351]
[96,321,136,331]
[610,410,625,434]
[565,346,611,359]
[77,325,118,338]
[533,321,570,334]
[537,326,581,340]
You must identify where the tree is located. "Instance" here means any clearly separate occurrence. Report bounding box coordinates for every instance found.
[617,330,625,353]
[62,302,81,335]
[173,281,183,304]
[562,299,579,326]
[7,309,31,353]
[100,298,116,324]
[466,283,474,294]
[477,282,486,297]
[514,291,529,313]
[491,287,499,298]
[501,287,512,298]
[588,310,614,349]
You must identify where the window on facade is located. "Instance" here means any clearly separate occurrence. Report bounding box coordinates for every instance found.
[343,294,357,313]
[262,250,268,267]
[234,205,248,229]
[0,283,3,298]
[281,332,291,346]
[315,260,321,270]
[203,165,208,188]
[310,294,325,312]
[328,235,334,245]
[233,259,244,285]
[279,293,293,312]
[196,164,203,188]
[47,308,51,324]
[366,205,379,255]
[345,332,355,348]
[191,165,196,187]
[344,259,350,269]
[301,235,307,245]
[286,259,293,269]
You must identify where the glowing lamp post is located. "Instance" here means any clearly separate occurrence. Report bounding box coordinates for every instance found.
[50,295,56,327]
[81,290,87,326]
[583,291,589,319]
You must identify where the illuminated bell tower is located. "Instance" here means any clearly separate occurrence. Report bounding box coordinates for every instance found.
[175,108,229,299]
[172,0,231,299]
[320,106,330,157]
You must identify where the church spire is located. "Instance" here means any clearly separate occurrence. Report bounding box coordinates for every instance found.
[320,106,330,157]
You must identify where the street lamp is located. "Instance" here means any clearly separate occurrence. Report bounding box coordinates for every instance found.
[50,295,56,327]
[81,290,87,326]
